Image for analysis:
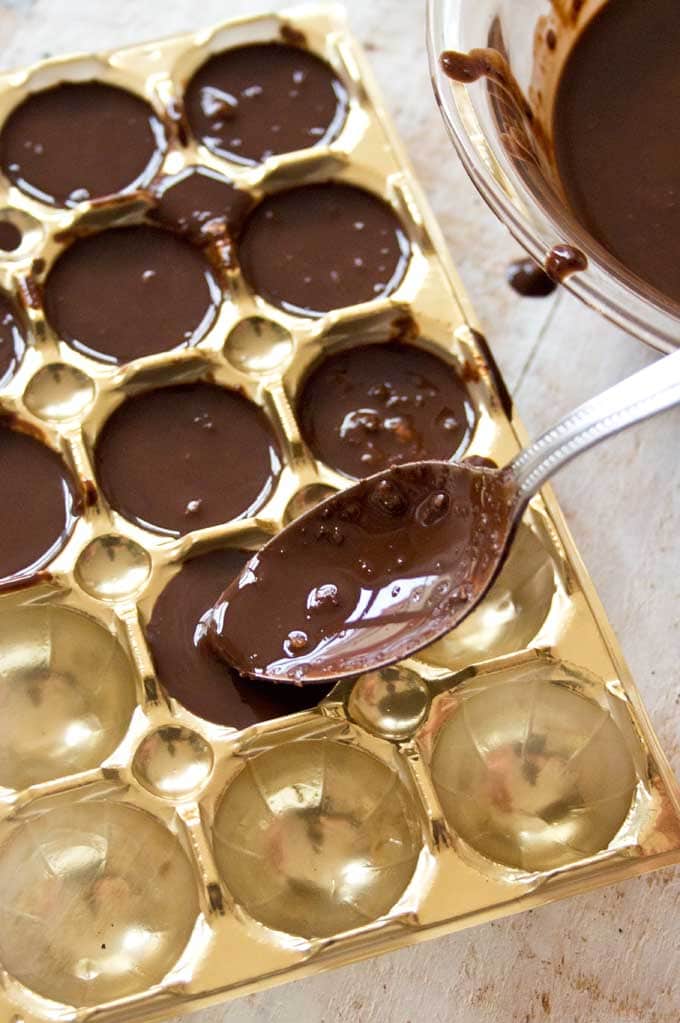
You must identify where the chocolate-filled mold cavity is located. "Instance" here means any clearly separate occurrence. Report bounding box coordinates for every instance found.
[0,291,26,386]
[284,483,337,524]
[0,81,166,208]
[420,521,557,669]
[43,226,221,365]
[185,42,348,166]
[0,423,79,584]
[0,605,137,790]
[146,547,334,727]
[213,740,422,937]
[24,363,95,422]
[0,801,199,1006]
[298,342,475,478]
[430,675,638,872]
[152,167,254,244]
[133,726,213,799]
[0,221,21,252]
[238,184,411,316]
[96,383,282,536]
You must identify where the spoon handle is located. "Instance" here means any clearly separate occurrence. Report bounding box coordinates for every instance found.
[510,348,680,501]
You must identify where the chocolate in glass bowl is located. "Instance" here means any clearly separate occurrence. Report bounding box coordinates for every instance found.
[0,292,26,385]
[552,0,680,306]
[298,341,475,478]
[152,166,254,244]
[95,382,281,536]
[238,183,410,316]
[0,421,79,583]
[185,42,348,166]
[43,226,221,364]
[0,81,165,208]
[146,547,334,727]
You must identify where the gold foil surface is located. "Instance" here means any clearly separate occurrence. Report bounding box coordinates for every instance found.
[0,6,677,1023]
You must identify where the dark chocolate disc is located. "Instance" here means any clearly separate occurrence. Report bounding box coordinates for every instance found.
[0,292,26,385]
[152,167,254,244]
[44,226,221,364]
[95,383,281,535]
[238,183,410,315]
[0,81,165,208]
[298,342,475,478]
[185,42,348,165]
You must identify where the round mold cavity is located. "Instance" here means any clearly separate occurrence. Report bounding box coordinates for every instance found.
[0,81,166,208]
[0,605,137,790]
[348,665,430,741]
[133,727,213,799]
[75,534,151,601]
[296,340,476,479]
[213,739,422,937]
[0,208,43,257]
[184,42,349,166]
[238,183,411,317]
[430,676,638,872]
[24,363,95,421]
[224,316,293,374]
[0,800,198,1006]
[283,483,337,524]
[419,522,556,669]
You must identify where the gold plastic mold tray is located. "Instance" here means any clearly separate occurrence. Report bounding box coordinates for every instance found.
[0,5,677,1023]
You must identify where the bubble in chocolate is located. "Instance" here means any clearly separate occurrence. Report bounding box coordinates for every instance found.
[152,166,254,244]
[0,292,26,385]
[95,383,281,536]
[44,226,221,364]
[146,547,334,727]
[185,42,348,166]
[0,421,79,583]
[0,81,166,208]
[298,342,475,478]
[238,183,410,315]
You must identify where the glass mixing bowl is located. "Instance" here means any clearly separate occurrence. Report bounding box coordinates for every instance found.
[427,0,680,353]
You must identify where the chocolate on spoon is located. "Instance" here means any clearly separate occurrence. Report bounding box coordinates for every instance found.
[207,349,680,683]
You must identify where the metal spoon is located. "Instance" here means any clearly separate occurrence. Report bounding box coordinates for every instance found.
[207,348,680,684]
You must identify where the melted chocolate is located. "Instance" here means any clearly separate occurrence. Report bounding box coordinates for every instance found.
[0,422,78,583]
[0,293,25,384]
[147,547,334,726]
[43,226,220,364]
[298,342,474,479]
[152,167,253,244]
[544,244,588,283]
[185,42,348,166]
[208,462,516,682]
[0,222,21,252]
[0,81,165,208]
[238,183,410,316]
[507,257,556,297]
[553,0,680,304]
[95,383,281,536]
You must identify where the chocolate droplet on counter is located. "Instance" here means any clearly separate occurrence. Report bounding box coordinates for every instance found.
[0,422,79,583]
[544,244,588,283]
[146,547,334,727]
[507,257,557,297]
[95,382,281,536]
[152,167,254,244]
[0,292,26,385]
[0,81,166,208]
[185,42,348,166]
[44,226,221,364]
[238,183,410,316]
[298,342,475,478]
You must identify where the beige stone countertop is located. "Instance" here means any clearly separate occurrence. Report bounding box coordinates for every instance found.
[1,1,678,1020]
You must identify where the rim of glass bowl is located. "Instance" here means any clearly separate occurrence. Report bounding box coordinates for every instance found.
[426,0,680,354]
